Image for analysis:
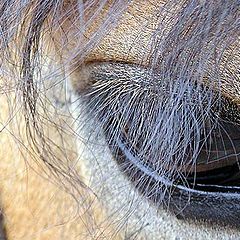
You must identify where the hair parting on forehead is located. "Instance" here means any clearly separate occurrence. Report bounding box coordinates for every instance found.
[0,0,240,200]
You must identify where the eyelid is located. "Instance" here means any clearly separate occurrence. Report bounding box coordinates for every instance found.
[71,61,165,94]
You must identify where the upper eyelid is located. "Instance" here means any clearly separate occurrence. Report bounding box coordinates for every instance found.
[70,61,152,93]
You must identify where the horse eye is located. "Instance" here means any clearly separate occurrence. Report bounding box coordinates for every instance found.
[78,61,240,225]
[112,107,240,193]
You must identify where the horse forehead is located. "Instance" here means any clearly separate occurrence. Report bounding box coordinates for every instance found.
[58,1,164,64]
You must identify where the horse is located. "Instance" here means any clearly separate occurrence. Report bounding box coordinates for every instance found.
[0,0,239,239]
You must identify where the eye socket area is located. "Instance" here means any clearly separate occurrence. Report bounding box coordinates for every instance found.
[80,62,240,189]
[78,61,240,226]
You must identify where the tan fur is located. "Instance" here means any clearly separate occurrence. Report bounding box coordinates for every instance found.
[0,91,121,239]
